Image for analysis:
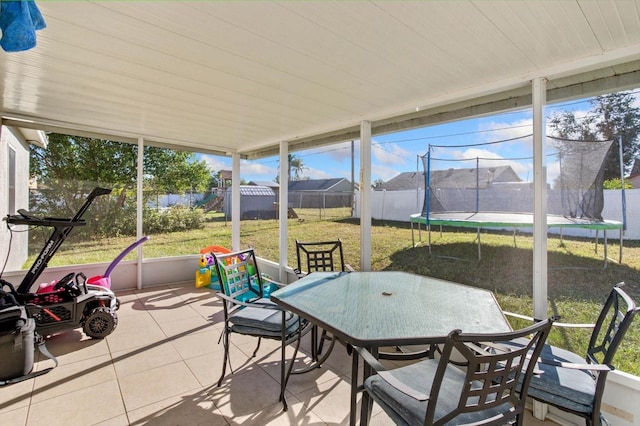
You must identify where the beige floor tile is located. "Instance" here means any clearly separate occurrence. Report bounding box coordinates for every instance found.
[258,345,341,395]
[170,328,223,360]
[175,300,222,322]
[31,354,116,404]
[93,414,130,426]
[323,343,357,377]
[146,302,202,324]
[227,396,326,426]
[111,341,183,378]
[157,314,213,338]
[209,367,285,418]
[126,392,228,426]
[27,380,126,426]
[104,313,167,353]
[112,291,148,319]
[118,361,201,412]
[40,329,110,365]
[133,285,173,297]
[368,410,395,426]
[0,373,33,414]
[134,288,184,309]
[0,406,28,425]
[171,284,217,302]
[183,348,229,388]
[296,375,357,425]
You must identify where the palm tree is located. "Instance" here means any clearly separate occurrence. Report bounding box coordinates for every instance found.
[288,154,306,181]
[277,154,306,182]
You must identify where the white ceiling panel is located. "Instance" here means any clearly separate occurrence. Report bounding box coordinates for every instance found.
[1,1,639,157]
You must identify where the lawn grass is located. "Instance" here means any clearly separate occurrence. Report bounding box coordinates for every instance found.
[23,209,640,375]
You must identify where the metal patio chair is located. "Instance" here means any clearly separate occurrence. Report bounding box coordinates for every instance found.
[295,239,354,358]
[504,283,639,426]
[212,248,310,411]
[357,318,554,426]
[295,239,354,278]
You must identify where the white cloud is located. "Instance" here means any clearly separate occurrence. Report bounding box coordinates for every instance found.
[372,142,410,166]
[547,159,561,188]
[201,155,230,172]
[300,142,353,163]
[477,118,532,142]
[304,167,336,180]
[372,164,408,182]
[240,160,276,177]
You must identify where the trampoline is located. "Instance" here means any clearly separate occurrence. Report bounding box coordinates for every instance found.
[411,135,626,268]
[410,212,623,267]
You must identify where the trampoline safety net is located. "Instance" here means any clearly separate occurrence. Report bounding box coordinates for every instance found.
[420,136,614,221]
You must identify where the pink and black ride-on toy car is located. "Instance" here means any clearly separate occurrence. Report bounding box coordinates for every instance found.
[3,187,146,339]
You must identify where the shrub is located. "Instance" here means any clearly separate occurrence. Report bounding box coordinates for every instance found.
[142,206,204,234]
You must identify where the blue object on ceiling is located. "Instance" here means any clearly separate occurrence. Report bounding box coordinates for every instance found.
[0,0,46,52]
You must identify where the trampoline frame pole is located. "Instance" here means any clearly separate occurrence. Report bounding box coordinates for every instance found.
[476,157,479,213]
[619,136,626,264]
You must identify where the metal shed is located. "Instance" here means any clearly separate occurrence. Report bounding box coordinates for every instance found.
[224,185,276,220]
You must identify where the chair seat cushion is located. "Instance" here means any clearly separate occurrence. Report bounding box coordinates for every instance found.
[229,298,300,338]
[364,358,514,425]
[513,337,596,414]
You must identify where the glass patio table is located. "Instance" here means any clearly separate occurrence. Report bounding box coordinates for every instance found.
[270,271,511,425]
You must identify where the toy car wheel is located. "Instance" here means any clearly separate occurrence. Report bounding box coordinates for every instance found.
[83,307,118,339]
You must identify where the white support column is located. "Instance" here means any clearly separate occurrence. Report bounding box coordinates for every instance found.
[279,142,289,282]
[136,137,144,290]
[532,78,548,321]
[231,153,241,251]
[360,121,372,271]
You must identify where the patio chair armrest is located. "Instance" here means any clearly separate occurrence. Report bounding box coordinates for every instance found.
[215,292,282,310]
[354,346,389,372]
[538,358,613,372]
[262,275,287,289]
[355,346,430,401]
[503,311,595,329]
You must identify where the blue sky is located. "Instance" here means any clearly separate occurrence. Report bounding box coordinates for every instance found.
[201,92,639,185]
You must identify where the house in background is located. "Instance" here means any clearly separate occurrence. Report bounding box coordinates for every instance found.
[629,159,640,189]
[288,178,353,209]
[430,165,522,188]
[376,172,426,191]
[248,181,280,193]
[377,166,521,192]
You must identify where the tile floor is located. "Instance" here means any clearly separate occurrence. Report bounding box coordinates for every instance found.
[1,282,559,425]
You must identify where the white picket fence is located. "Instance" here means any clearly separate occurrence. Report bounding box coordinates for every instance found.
[355,188,640,240]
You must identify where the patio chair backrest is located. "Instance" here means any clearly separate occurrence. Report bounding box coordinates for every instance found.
[212,249,263,302]
[587,283,639,366]
[295,239,346,275]
[427,319,553,425]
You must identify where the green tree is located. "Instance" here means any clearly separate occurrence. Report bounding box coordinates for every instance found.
[603,178,633,190]
[289,154,306,181]
[277,153,306,182]
[549,92,640,180]
[30,134,211,236]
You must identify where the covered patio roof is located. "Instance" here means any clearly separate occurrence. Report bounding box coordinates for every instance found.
[1,1,639,157]
[2,1,640,320]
